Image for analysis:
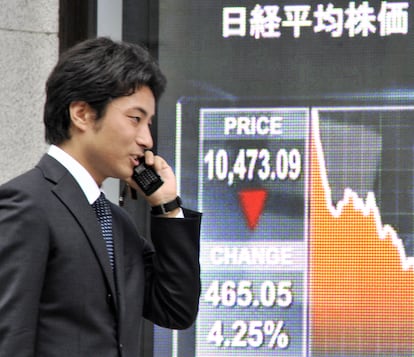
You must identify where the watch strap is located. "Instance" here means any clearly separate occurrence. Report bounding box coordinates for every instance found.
[151,196,182,215]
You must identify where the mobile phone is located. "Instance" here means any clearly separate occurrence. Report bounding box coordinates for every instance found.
[132,162,164,195]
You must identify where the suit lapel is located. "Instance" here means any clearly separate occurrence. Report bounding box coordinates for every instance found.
[37,155,119,306]
[111,209,126,328]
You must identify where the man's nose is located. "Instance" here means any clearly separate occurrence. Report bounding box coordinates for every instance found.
[136,126,153,149]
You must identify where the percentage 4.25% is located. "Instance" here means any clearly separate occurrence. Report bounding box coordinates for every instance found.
[207,319,290,349]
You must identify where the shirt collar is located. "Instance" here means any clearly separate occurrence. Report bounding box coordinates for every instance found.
[47,145,101,204]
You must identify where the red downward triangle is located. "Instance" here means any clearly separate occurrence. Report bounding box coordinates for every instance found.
[238,189,268,230]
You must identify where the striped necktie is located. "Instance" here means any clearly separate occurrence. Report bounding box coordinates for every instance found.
[92,193,115,269]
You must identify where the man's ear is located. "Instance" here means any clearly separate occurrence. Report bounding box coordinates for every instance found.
[69,101,95,132]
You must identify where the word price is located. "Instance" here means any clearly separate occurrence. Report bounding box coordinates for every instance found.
[208,320,290,349]
[204,148,301,186]
[204,280,293,308]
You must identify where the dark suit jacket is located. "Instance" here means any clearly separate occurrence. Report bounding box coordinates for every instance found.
[0,155,201,356]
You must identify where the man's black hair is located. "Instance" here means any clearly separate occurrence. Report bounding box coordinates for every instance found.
[44,37,167,145]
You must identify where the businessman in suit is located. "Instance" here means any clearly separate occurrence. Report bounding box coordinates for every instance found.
[0,37,201,356]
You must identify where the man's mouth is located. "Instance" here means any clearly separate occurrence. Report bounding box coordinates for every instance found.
[131,155,140,166]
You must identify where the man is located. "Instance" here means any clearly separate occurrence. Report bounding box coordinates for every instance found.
[0,37,201,356]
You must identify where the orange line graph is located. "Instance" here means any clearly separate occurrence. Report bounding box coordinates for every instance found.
[309,114,414,356]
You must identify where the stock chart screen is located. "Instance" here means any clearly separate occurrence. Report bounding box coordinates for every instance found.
[154,1,414,356]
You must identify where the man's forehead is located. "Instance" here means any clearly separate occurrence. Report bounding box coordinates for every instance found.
[115,87,155,115]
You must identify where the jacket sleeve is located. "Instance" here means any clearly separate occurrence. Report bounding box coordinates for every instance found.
[143,208,202,329]
[0,187,49,356]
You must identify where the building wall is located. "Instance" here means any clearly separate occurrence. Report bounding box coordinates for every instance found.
[0,0,59,183]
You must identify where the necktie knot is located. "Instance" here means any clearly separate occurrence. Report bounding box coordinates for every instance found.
[92,193,115,269]
[92,193,112,221]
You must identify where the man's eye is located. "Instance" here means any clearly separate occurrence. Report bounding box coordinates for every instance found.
[129,116,141,123]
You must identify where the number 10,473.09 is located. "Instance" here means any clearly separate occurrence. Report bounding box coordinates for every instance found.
[203,148,301,186]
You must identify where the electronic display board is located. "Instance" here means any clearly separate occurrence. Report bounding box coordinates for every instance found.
[153,1,414,356]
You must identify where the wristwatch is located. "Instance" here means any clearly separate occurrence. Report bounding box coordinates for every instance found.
[151,196,182,215]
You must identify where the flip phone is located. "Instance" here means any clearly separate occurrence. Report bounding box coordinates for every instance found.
[132,162,164,195]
